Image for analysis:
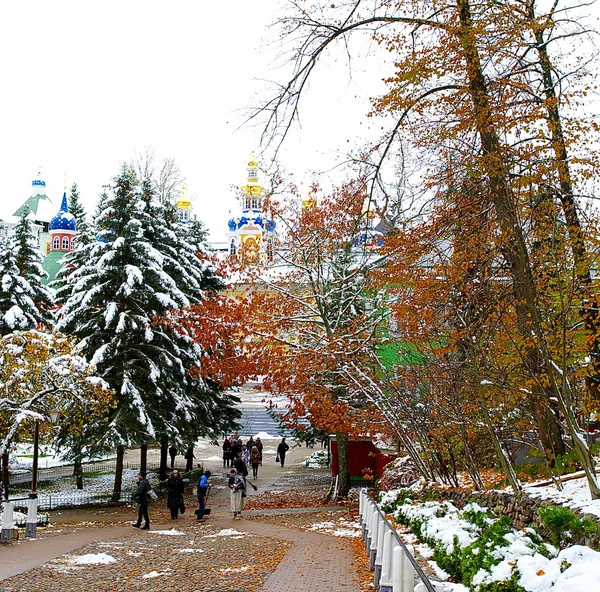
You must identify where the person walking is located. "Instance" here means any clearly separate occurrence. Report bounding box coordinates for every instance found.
[169,445,177,469]
[234,452,249,481]
[277,437,290,468]
[166,470,185,519]
[246,435,255,452]
[133,471,151,530]
[255,437,263,465]
[250,445,260,479]
[197,470,211,520]
[241,444,250,465]
[228,468,246,519]
[222,439,232,468]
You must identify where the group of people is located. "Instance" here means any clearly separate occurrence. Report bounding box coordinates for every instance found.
[132,435,292,528]
[223,434,264,479]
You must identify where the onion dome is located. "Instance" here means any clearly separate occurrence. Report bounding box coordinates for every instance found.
[50,192,77,231]
[227,213,276,232]
[352,209,383,248]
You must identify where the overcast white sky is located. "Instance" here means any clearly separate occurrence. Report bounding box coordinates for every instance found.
[0,0,383,241]
[2,2,597,241]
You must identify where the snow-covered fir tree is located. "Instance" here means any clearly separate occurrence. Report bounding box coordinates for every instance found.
[57,166,233,467]
[0,228,50,335]
[68,182,92,242]
[12,213,54,322]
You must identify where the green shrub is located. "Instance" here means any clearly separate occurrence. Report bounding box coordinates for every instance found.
[538,505,598,548]
[460,517,514,584]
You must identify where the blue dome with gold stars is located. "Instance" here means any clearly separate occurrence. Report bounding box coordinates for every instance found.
[50,192,76,231]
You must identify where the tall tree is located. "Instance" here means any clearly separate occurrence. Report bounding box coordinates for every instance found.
[57,165,233,495]
[12,213,54,322]
[257,0,600,496]
[0,225,51,336]
[246,180,389,497]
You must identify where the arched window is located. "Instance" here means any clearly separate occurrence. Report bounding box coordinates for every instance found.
[71,237,76,249]
[230,239,237,256]
[53,236,60,250]
[62,236,69,250]
[267,238,274,262]
[251,197,260,209]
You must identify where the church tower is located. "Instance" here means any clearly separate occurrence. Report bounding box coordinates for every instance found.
[41,190,77,284]
[226,154,276,264]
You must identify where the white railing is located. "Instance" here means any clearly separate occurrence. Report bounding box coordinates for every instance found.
[359,489,436,592]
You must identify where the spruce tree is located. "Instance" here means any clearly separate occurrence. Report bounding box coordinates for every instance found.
[57,165,233,492]
[0,235,49,336]
[12,213,54,324]
[68,183,92,243]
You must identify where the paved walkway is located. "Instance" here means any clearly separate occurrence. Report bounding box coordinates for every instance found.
[0,525,133,580]
[213,516,361,591]
[0,444,362,591]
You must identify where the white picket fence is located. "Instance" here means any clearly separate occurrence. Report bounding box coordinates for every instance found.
[359,489,437,592]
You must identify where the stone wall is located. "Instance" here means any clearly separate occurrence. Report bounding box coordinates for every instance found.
[436,488,600,549]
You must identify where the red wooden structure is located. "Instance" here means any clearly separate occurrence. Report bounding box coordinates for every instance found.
[329,436,397,482]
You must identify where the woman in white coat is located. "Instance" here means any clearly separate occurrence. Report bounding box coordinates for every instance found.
[228,468,246,519]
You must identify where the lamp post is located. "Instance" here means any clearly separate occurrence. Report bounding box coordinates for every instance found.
[29,410,60,499]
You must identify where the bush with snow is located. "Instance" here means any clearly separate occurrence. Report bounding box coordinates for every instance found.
[391,497,600,591]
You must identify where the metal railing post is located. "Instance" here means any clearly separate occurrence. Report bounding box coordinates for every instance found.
[0,501,14,543]
[25,497,38,539]
[369,518,382,570]
[374,518,388,587]
[380,529,397,592]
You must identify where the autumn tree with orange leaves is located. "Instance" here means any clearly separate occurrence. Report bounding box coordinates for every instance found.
[257,0,600,496]
[242,181,393,497]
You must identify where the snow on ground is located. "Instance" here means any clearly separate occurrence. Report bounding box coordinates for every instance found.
[142,570,172,579]
[392,497,600,591]
[198,456,222,462]
[202,529,245,538]
[308,517,361,537]
[525,475,600,517]
[9,468,154,498]
[254,431,280,440]
[219,566,252,573]
[65,553,117,565]
[147,529,184,536]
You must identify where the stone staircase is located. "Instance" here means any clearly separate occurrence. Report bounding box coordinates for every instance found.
[235,407,294,438]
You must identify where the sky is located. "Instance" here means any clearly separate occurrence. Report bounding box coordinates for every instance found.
[0,0,383,241]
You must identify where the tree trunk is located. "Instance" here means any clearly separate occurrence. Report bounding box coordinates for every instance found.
[159,435,168,481]
[528,7,600,401]
[457,0,566,463]
[335,431,351,498]
[74,457,83,490]
[112,445,125,502]
[0,452,8,500]
[480,403,522,492]
[185,447,194,472]
[140,443,148,474]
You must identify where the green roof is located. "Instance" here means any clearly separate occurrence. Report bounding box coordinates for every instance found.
[376,341,425,369]
[13,193,52,218]
[41,251,65,285]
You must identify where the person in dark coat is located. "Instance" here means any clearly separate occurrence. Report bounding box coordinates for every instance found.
[250,445,261,479]
[246,435,255,452]
[184,447,194,472]
[169,445,177,469]
[166,470,185,519]
[277,437,290,467]
[230,439,241,461]
[233,452,248,480]
[222,439,232,468]
[255,437,263,465]
[197,470,211,520]
[133,471,151,530]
